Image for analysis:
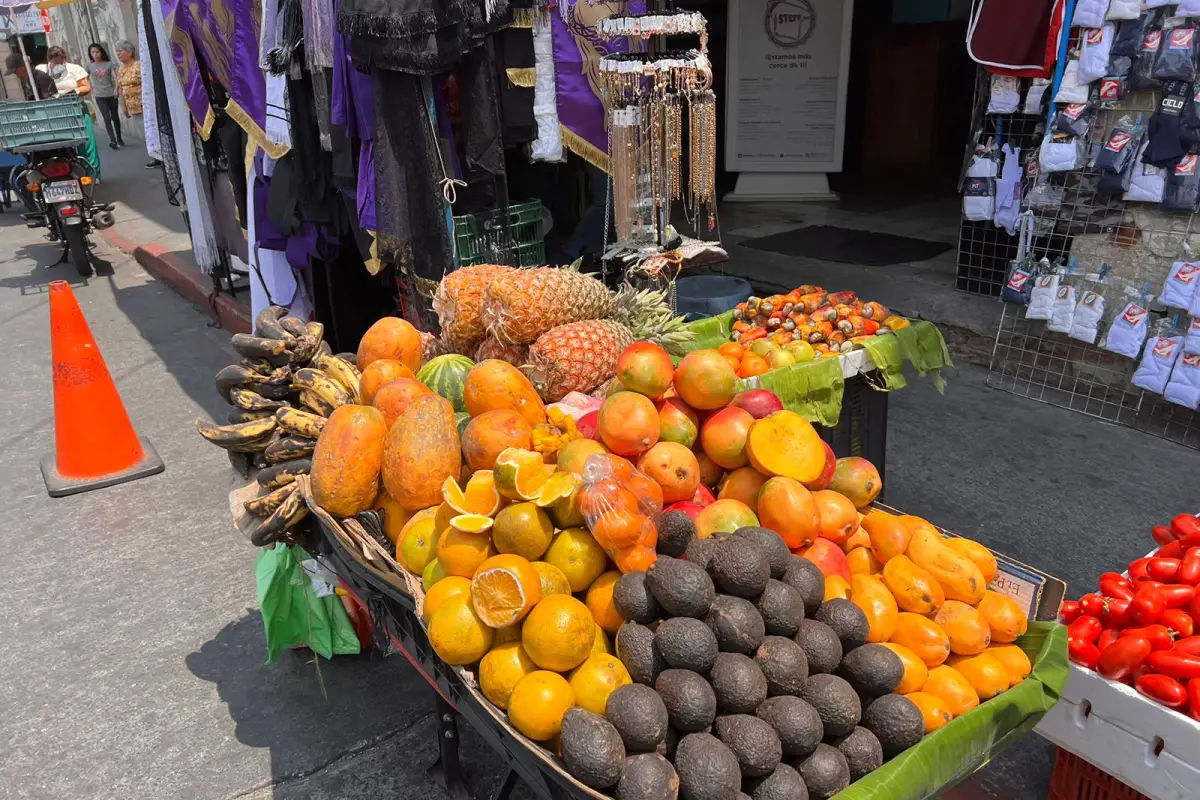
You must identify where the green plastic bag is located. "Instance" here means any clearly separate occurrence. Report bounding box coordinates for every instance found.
[255,544,362,663]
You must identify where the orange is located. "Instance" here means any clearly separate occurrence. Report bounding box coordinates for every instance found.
[522,594,596,672]
[906,691,953,734]
[628,474,665,512]
[443,471,504,517]
[592,509,645,550]
[434,501,456,537]
[740,352,769,378]
[556,439,609,477]
[479,642,538,710]
[494,448,551,501]
[723,354,742,373]
[492,502,555,561]
[542,527,609,592]
[585,570,625,635]
[581,484,640,520]
[592,625,611,655]
[435,525,496,577]
[421,558,447,591]
[421,575,472,622]
[494,621,523,644]
[376,490,417,546]
[471,554,543,628]
[536,472,581,509]
[427,594,494,665]
[569,653,632,715]
[532,561,572,596]
[507,671,575,741]
[397,512,440,574]
[718,342,744,361]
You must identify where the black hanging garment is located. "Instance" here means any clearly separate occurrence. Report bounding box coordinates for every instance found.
[1143,80,1190,167]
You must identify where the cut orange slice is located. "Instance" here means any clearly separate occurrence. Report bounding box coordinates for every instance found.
[471,554,544,628]
[536,471,581,509]
[450,513,495,535]
[443,470,505,517]
[494,448,551,501]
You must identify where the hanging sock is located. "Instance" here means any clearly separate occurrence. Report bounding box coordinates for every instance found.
[1161,261,1200,310]
[1072,0,1110,28]
[1164,353,1200,409]
[1026,274,1060,320]
[993,144,1023,235]
[1069,290,1106,343]
[1046,285,1078,333]
[1133,336,1184,394]
[1079,24,1115,83]
[1185,317,1200,355]
[1104,302,1150,358]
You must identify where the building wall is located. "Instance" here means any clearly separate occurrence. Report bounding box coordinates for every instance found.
[48,0,137,62]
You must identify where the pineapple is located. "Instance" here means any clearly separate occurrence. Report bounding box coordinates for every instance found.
[433,264,514,354]
[419,330,457,360]
[474,334,529,367]
[482,267,616,345]
[524,319,636,401]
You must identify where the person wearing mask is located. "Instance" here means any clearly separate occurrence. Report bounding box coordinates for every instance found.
[36,46,90,96]
[114,40,157,169]
[85,43,122,149]
[4,52,57,100]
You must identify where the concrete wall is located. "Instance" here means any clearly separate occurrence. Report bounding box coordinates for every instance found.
[48,0,138,62]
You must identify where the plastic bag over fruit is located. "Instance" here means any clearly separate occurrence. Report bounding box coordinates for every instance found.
[579,454,662,573]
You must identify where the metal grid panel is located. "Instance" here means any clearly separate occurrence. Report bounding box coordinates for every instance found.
[983,82,1200,451]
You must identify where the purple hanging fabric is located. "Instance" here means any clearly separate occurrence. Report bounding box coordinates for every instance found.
[432,74,462,180]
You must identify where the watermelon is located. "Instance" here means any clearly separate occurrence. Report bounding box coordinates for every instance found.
[417,354,474,413]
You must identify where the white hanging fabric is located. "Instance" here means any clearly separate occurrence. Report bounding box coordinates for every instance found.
[248,157,313,323]
[530,8,564,162]
[137,0,161,160]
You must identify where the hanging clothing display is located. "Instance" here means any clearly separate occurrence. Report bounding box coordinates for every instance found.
[137,1,162,161]
[967,0,1065,78]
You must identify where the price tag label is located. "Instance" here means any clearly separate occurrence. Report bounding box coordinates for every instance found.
[989,560,1045,621]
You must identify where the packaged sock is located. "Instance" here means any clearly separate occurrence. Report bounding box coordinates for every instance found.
[987,75,1021,114]
[1024,79,1051,114]
[1047,285,1078,333]
[1107,0,1141,19]
[1053,60,1091,104]
[1162,155,1200,213]
[1134,336,1184,395]
[1070,290,1107,343]
[1081,24,1117,83]
[963,177,995,221]
[1185,317,1200,354]
[1073,0,1110,27]
[1179,0,1200,15]
[1164,353,1200,408]
[1161,260,1200,309]
[993,144,1022,234]
[1130,29,1164,92]
[1099,77,1126,108]
[1040,135,1084,172]
[1104,302,1150,357]
[1142,81,1189,167]
[1190,286,1200,320]
[1026,274,1060,320]
[1053,103,1095,138]
[1001,262,1034,304]
[1126,140,1167,202]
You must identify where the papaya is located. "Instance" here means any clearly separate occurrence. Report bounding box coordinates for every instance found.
[463,360,547,427]
[889,612,950,668]
[861,509,911,564]
[824,574,851,601]
[944,538,999,585]
[923,665,980,717]
[850,574,898,643]
[843,527,870,553]
[383,395,463,510]
[947,653,1010,701]
[933,600,992,655]
[976,591,1028,643]
[880,643,928,694]
[311,404,388,517]
[881,555,945,615]
[985,644,1033,688]
[906,525,986,605]
[846,547,881,576]
[905,691,953,733]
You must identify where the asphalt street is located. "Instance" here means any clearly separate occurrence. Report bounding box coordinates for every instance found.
[1,145,1199,799]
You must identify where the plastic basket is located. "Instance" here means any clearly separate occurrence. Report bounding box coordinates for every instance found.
[0,97,89,152]
[818,371,888,482]
[1050,748,1150,800]
[453,200,546,268]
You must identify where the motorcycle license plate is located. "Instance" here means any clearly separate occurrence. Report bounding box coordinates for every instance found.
[43,180,83,202]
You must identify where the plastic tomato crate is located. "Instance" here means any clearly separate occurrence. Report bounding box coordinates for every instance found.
[1050,748,1149,800]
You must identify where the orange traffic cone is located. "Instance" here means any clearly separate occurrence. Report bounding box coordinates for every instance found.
[40,280,164,497]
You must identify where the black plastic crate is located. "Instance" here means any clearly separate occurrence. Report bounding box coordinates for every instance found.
[815,373,888,488]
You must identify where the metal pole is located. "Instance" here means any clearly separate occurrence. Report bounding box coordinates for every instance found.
[17,34,38,100]
[81,0,100,48]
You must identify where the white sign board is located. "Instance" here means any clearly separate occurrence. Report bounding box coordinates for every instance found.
[1,5,45,34]
[725,0,854,199]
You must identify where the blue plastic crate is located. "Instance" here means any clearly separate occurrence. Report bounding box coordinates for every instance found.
[0,97,89,153]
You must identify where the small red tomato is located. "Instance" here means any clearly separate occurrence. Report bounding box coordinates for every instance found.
[1171,514,1200,542]
[1175,635,1200,656]
[1121,624,1174,652]
[1147,558,1182,582]
[1135,674,1188,708]
[1079,593,1107,618]
[1130,591,1166,626]
[1068,636,1102,669]
[1157,540,1186,560]
[1097,636,1152,680]
[1163,609,1195,639]
[1068,615,1103,644]
[1136,580,1164,593]
[1153,524,1180,546]
[1191,590,1200,620]
[1147,651,1200,680]
[1158,585,1196,609]
[1129,558,1152,582]
[1059,600,1081,625]
[1189,679,1200,721]
[1099,573,1136,601]
[1100,597,1132,629]
[1097,628,1121,652]
[1181,547,1200,586]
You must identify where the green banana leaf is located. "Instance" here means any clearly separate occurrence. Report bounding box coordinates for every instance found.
[835,622,1068,800]
[256,544,363,663]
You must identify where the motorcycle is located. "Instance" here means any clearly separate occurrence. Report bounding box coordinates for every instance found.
[18,146,115,277]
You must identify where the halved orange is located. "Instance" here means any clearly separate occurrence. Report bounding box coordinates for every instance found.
[471,554,544,628]
[536,471,581,508]
[451,513,495,535]
[494,448,551,501]
[443,470,505,516]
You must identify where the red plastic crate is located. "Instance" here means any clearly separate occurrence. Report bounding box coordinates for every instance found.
[1049,748,1150,800]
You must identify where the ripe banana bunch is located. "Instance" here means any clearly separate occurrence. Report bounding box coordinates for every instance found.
[195,306,363,546]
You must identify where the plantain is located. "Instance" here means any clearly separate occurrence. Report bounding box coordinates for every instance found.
[299,390,336,417]
[228,407,274,424]
[290,332,322,365]
[240,357,275,376]
[252,366,295,400]
[314,353,361,401]
[335,352,357,364]
[264,435,316,464]
[255,306,295,341]
[280,316,309,337]
[228,450,254,478]
[292,367,351,410]
[196,415,277,449]
[231,387,292,413]
[216,364,265,404]
[275,407,327,438]
[258,458,311,489]
[314,340,333,360]
[305,321,325,340]
[231,334,290,360]
[244,482,297,517]
[250,485,308,546]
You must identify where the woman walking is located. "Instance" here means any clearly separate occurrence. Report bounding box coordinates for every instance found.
[86,43,122,149]
[115,40,158,168]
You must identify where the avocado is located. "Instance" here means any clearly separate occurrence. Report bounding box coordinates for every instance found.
[745,763,809,800]
[710,537,771,597]
[616,753,679,800]
[755,695,823,758]
[837,644,904,698]
[860,693,924,759]
[658,510,698,557]
[813,599,870,652]
[754,635,809,697]
[733,527,790,578]
[782,557,826,615]
[674,733,742,800]
[655,669,718,732]
[560,708,626,789]
[617,621,667,686]
[799,674,861,738]
[706,594,766,655]
[655,617,720,674]
[614,570,664,625]
[605,683,670,752]
[647,556,716,618]
[794,743,851,800]
[756,580,806,637]
[795,619,843,675]
[709,652,769,714]
[829,726,883,782]
[684,536,720,571]
[713,714,782,778]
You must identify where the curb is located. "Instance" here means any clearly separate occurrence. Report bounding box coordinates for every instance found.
[101,227,251,334]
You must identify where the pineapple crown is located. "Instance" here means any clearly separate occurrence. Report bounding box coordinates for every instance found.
[612,283,695,356]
